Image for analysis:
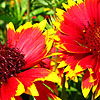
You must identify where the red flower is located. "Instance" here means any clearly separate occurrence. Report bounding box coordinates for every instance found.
[36,46,68,88]
[33,81,60,100]
[55,0,100,99]
[0,20,58,100]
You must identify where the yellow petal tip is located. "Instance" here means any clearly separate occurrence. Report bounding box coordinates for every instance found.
[7,22,15,31]
[38,19,47,31]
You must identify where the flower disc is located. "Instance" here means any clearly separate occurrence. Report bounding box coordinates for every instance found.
[0,43,26,85]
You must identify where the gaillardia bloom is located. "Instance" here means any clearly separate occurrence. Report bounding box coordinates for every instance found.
[0,20,58,100]
[54,0,100,99]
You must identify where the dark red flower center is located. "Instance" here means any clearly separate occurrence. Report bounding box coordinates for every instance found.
[82,24,100,56]
[0,43,26,85]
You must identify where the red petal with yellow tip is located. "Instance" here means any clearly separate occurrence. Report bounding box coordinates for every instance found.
[63,43,90,53]
[44,81,58,95]
[1,77,20,100]
[15,96,22,100]
[34,81,59,100]
[55,0,100,98]
[17,68,51,87]
[82,70,93,98]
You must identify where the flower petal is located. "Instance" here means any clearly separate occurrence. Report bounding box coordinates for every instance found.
[82,70,93,98]
[77,0,83,4]
[7,22,16,47]
[74,55,95,73]
[17,68,53,87]
[7,21,47,70]
[15,79,25,96]
[15,96,22,100]
[94,83,100,99]
[34,81,60,100]
[85,0,99,24]
[67,0,76,6]
[7,22,15,31]
[1,77,25,100]
[63,43,90,53]
[11,96,23,100]
[44,81,58,95]
[25,83,39,96]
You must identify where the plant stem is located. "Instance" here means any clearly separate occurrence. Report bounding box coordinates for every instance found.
[61,72,66,100]
[91,93,95,100]
[27,0,30,22]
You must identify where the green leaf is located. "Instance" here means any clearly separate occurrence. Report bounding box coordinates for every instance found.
[0,14,17,24]
[30,7,44,15]
[0,1,6,8]
[46,10,54,15]
[14,0,21,20]
[37,15,44,22]
[46,22,52,29]
[70,87,78,92]
[20,0,27,18]
[37,0,48,6]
